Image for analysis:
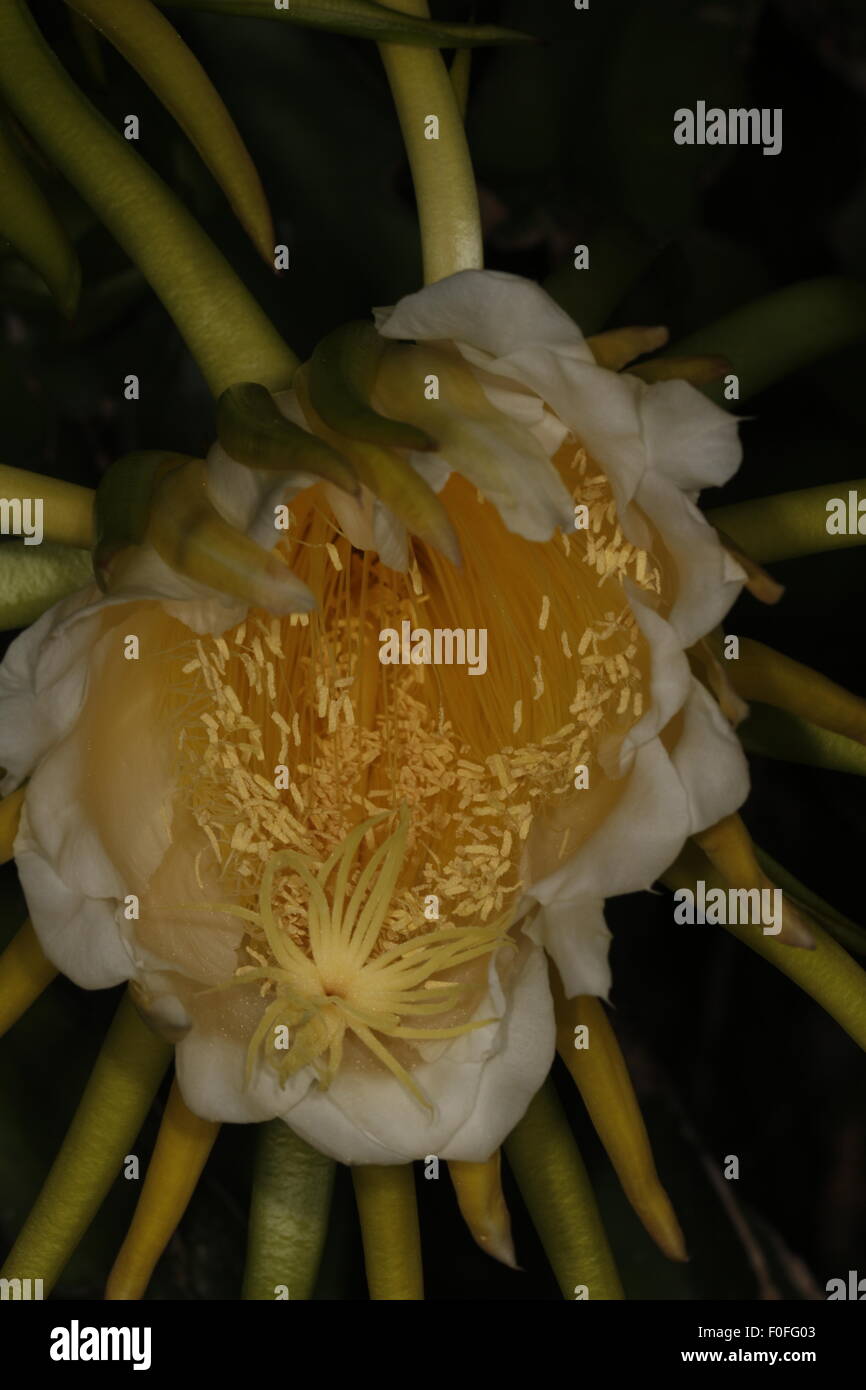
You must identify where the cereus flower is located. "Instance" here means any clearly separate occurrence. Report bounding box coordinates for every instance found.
[0,270,750,1176]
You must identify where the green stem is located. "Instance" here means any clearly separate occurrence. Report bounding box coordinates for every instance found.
[0,543,93,631]
[352,1163,423,1299]
[1,991,171,1293]
[242,1121,335,1300]
[664,846,866,1055]
[739,703,866,777]
[0,0,297,395]
[668,278,866,408]
[707,481,866,564]
[505,1079,624,1300]
[64,0,275,262]
[378,0,482,284]
[0,112,80,315]
[0,464,94,547]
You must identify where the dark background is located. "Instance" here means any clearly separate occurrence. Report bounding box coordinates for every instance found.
[1,0,865,1299]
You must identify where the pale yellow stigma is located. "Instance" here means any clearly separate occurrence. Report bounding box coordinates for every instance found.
[211,807,505,1107]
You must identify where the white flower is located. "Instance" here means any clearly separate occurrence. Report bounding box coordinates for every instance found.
[0,270,748,1163]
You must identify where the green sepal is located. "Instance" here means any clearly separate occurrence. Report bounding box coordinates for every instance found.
[93,450,183,590]
[216,382,358,494]
[754,847,866,959]
[309,321,437,453]
[739,701,866,777]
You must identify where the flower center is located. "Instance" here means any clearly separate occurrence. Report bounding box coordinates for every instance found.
[78,444,670,1098]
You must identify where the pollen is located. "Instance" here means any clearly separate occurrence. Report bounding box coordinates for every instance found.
[150,458,664,1102]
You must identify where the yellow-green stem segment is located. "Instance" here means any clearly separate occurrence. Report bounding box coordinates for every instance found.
[0,920,57,1040]
[0,784,25,864]
[64,0,274,262]
[707,481,866,564]
[0,112,80,314]
[553,986,686,1263]
[729,637,866,745]
[352,1163,423,1299]
[105,1078,220,1299]
[0,464,94,548]
[739,703,866,777]
[505,1079,624,1300]
[378,0,482,284]
[0,0,298,396]
[0,544,93,630]
[665,845,866,1054]
[1,991,171,1293]
[243,1119,336,1300]
[667,277,866,407]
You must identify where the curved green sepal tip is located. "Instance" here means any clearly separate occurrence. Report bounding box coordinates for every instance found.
[93,449,181,590]
[242,1121,335,1300]
[217,382,358,494]
[665,845,866,1058]
[295,366,461,567]
[158,0,536,48]
[0,543,93,629]
[65,0,275,263]
[739,702,866,777]
[147,456,315,613]
[754,847,866,959]
[0,115,80,317]
[505,1079,624,1300]
[309,320,437,453]
[0,0,297,398]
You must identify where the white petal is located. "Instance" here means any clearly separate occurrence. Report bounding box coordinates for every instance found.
[639,378,742,491]
[525,900,612,999]
[526,679,750,998]
[607,589,692,774]
[15,800,135,989]
[376,269,594,361]
[175,1028,312,1124]
[0,585,101,793]
[632,469,745,650]
[206,442,316,550]
[669,677,750,833]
